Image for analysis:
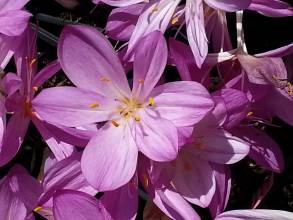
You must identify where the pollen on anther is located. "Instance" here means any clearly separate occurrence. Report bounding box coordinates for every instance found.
[111,120,120,127]
[32,86,38,92]
[148,97,155,106]
[142,174,149,188]
[171,16,179,25]
[89,103,99,108]
[29,58,37,67]
[135,116,141,122]
[100,76,110,82]
[34,206,43,212]
[247,111,254,117]
[152,6,159,13]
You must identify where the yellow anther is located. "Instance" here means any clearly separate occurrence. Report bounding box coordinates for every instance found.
[138,79,144,84]
[171,16,179,25]
[34,206,42,212]
[183,162,192,171]
[111,120,120,127]
[148,97,155,106]
[89,103,99,108]
[272,75,279,81]
[100,76,110,82]
[152,6,159,13]
[247,111,254,117]
[29,58,37,67]
[288,82,292,96]
[32,86,38,92]
[142,174,149,188]
[135,115,141,122]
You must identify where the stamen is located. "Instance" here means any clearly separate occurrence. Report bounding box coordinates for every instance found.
[247,111,254,117]
[138,79,144,84]
[171,16,179,25]
[29,58,37,67]
[111,120,120,127]
[34,206,42,212]
[142,174,149,188]
[89,103,99,108]
[32,86,38,92]
[148,97,155,106]
[100,76,110,82]
[134,115,141,122]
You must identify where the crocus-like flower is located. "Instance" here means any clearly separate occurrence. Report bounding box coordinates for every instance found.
[33,25,214,191]
[0,0,31,36]
[0,27,78,167]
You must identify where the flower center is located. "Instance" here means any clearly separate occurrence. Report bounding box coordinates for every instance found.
[118,97,143,122]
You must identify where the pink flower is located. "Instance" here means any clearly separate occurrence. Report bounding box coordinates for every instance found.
[33,25,214,191]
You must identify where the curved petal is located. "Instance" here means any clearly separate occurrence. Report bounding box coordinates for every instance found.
[231,127,284,172]
[0,0,29,11]
[39,153,97,207]
[100,0,145,7]
[81,123,138,191]
[191,128,250,164]
[0,10,31,36]
[127,0,180,54]
[172,152,216,207]
[6,165,43,211]
[53,189,110,220]
[0,111,29,167]
[185,0,208,67]
[134,110,178,162]
[205,0,251,12]
[101,179,138,220]
[153,187,201,220]
[0,181,27,220]
[32,60,61,88]
[213,88,250,129]
[248,0,293,17]
[151,81,214,127]
[215,209,293,220]
[209,164,231,218]
[266,88,293,126]
[106,4,145,41]
[33,119,75,161]
[0,72,22,96]
[58,25,130,98]
[32,86,118,127]
[133,31,167,99]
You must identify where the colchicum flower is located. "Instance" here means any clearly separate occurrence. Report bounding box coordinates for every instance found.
[33,25,214,191]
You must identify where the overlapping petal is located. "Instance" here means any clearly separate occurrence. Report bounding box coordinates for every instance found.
[58,25,130,98]
[81,123,138,191]
[150,81,214,127]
